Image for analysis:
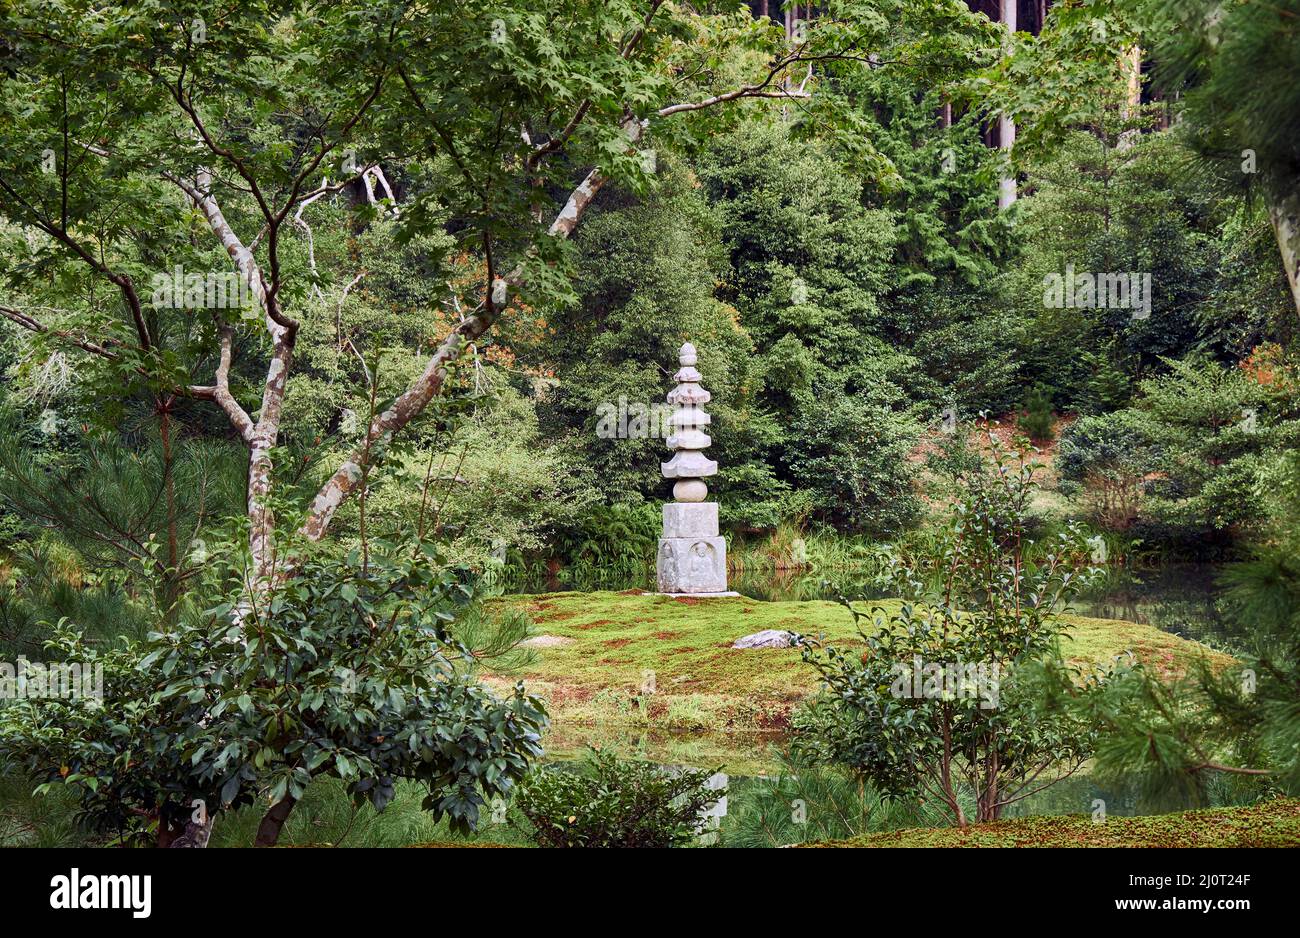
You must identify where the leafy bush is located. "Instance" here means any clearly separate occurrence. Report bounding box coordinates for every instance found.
[550,502,660,576]
[783,381,921,536]
[796,429,1106,826]
[0,542,548,846]
[1049,443,1300,803]
[339,382,598,570]
[723,749,948,848]
[514,748,722,848]
[1061,358,1300,550]
[1057,410,1151,530]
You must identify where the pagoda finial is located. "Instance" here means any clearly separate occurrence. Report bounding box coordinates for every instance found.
[662,341,716,502]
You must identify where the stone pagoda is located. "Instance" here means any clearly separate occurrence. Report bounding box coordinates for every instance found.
[657,342,732,595]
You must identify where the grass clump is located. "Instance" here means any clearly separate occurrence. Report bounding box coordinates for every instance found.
[805,798,1300,847]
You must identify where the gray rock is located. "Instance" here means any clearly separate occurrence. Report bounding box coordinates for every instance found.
[519,635,575,648]
[731,629,796,649]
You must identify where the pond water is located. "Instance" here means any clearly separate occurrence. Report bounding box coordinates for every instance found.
[1073,564,1243,649]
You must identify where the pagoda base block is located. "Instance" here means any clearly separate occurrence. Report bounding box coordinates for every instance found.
[655,591,740,598]
[656,535,728,594]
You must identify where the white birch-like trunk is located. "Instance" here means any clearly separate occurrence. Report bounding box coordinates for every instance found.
[998,0,1017,210]
[184,170,295,584]
[1117,45,1142,152]
[1271,189,1300,320]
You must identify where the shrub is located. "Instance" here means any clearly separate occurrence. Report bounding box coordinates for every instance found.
[783,383,921,536]
[514,748,722,848]
[1017,385,1055,443]
[0,542,548,846]
[722,748,948,848]
[1060,357,1300,547]
[796,428,1106,826]
[1057,410,1151,530]
[550,502,660,576]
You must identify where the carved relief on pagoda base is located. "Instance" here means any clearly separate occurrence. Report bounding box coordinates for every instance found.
[657,536,727,593]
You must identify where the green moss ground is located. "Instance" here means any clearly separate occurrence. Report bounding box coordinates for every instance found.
[804,798,1300,847]
[484,590,1232,736]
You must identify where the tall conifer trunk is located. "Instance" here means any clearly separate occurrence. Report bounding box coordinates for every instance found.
[997,0,1017,209]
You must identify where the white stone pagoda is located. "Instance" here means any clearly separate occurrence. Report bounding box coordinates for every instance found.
[656,342,732,595]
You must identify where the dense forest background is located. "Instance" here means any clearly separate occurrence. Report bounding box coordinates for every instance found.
[2,0,1297,590]
[2,0,1300,850]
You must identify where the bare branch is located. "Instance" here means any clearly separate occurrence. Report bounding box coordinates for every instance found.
[337,272,371,387]
[526,0,666,172]
[657,86,810,117]
[297,113,642,541]
[0,304,119,359]
[0,178,153,350]
[526,101,593,171]
[164,169,294,336]
[188,325,255,444]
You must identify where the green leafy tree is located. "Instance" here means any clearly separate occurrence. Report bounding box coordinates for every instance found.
[0,0,881,583]
[1125,358,1297,550]
[798,430,1103,825]
[0,542,548,846]
[699,123,899,365]
[695,124,923,532]
[1035,445,1300,805]
[1,1,920,848]
[1057,409,1149,530]
[1001,131,1248,405]
[1124,0,1300,319]
[0,425,244,618]
[526,157,778,525]
[783,377,921,534]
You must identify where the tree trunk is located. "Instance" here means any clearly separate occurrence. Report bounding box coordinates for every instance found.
[158,399,181,621]
[246,337,294,584]
[181,169,295,586]
[254,795,298,847]
[939,709,968,826]
[165,815,214,848]
[1270,189,1300,320]
[977,749,1000,823]
[1117,45,1142,151]
[997,0,1017,209]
